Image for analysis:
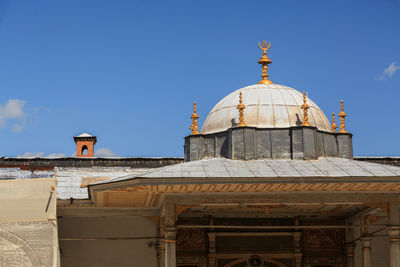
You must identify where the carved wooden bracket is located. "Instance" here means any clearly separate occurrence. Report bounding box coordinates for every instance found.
[365,202,389,215]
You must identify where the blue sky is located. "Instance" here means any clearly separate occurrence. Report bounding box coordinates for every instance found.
[0,0,399,157]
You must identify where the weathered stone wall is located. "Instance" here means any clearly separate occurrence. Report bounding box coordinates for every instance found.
[0,178,58,267]
[0,222,57,267]
[0,157,183,170]
[185,126,353,161]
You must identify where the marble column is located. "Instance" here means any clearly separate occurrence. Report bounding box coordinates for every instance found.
[389,201,400,267]
[165,227,177,267]
[361,237,372,267]
[158,239,166,267]
[345,242,355,267]
[388,227,400,267]
[293,232,302,267]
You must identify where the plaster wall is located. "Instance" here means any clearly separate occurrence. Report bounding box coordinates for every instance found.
[0,178,58,267]
[58,216,158,267]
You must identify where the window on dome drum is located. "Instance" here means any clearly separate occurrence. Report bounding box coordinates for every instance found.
[81,145,88,156]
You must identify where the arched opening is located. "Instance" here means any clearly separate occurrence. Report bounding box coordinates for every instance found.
[81,145,88,156]
[223,257,287,267]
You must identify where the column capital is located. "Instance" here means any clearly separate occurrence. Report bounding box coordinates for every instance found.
[157,239,166,251]
[165,227,177,242]
[388,226,400,242]
[345,242,355,255]
[388,226,400,232]
[361,237,372,248]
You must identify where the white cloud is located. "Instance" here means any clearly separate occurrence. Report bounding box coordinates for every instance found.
[17,152,45,158]
[0,99,27,131]
[94,148,117,157]
[47,153,67,158]
[12,123,25,133]
[378,62,400,80]
[17,152,66,158]
[18,148,117,158]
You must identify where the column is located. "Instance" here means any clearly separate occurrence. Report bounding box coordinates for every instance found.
[388,227,400,267]
[164,202,176,267]
[158,239,166,267]
[293,232,302,267]
[345,242,355,267]
[361,237,371,267]
[208,232,216,267]
[165,227,177,267]
[389,201,400,267]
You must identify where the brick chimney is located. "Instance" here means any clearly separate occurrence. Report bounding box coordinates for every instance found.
[73,133,97,157]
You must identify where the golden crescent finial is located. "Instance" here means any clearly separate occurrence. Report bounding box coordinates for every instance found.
[258,41,271,53]
[257,41,273,84]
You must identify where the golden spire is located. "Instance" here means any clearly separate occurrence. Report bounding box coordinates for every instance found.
[301,91,311,126]
[257,41,274,84]
[331,112,338,132]
[237,92,246,127]
[338,100,348,133]
[189,102,199,135]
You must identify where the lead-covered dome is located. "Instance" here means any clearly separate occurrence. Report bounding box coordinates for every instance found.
[201,84,332,134]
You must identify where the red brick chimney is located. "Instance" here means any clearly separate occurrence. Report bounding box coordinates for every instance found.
[73,133,97,157]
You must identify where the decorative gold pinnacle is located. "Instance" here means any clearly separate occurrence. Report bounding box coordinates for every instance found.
[338,100,348,133]
[189,102,199,135]
[301,91,311,127]
[236,92,246,127]
[257,41,274,84]
[331,112,338,132]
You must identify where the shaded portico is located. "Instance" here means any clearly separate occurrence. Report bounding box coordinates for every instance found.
[83,157,400,267]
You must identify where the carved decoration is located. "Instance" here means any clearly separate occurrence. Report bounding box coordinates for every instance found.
[248,255,264,267]
[0,227,41,267]
[101,183,400,208]
[176,229,206,251]
[304,230,341,250]
[175,205,194,221]
[365,202,389,214]
[177,257,207,267]
[222,257,287,267]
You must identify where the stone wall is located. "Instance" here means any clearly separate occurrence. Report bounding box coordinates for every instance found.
[0,178,58,267]
[185,126,353,161]
[0,157,183,170]
[0,222,57,267]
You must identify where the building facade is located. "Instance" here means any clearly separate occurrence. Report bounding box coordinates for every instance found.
[1,42,400,267]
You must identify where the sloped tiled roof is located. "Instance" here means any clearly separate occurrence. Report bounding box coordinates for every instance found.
[93,157,400,185]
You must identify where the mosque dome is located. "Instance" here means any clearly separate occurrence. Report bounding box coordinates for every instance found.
[201,84,332,134]
[200,41,332,135]
[186,41,352,162]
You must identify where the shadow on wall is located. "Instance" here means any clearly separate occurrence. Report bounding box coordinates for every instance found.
[231,118,238,128]
[295,114,302,126]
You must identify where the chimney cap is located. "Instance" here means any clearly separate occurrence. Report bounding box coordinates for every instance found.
[73,132,97,144]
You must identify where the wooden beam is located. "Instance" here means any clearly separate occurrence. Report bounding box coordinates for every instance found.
[165,192,400,205]
[57,206,159,217]
[176,224,392,229]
